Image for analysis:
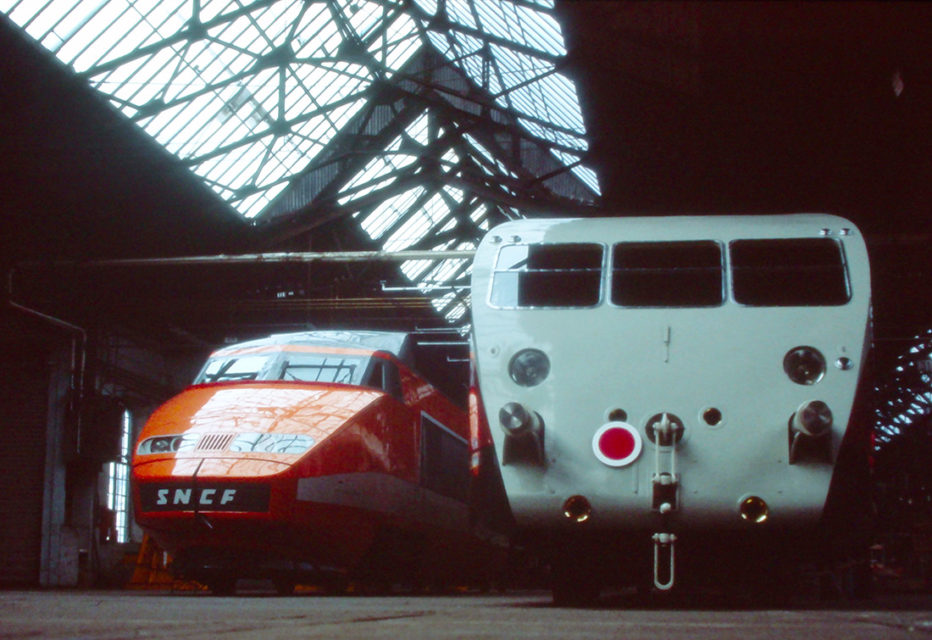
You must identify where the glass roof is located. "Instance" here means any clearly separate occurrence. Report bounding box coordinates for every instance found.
[1,0,601,324]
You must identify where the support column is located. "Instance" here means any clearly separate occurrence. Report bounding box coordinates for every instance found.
[40,346,79,587]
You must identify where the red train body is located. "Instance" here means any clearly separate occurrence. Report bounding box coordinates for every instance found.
[131,331,506,593]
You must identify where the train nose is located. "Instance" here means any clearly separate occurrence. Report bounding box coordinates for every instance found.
[137,432,317,456]
[136,383,383,457]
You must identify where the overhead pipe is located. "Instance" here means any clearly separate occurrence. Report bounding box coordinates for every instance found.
[7,247,476,411]
[380,282,469,293]
[18,248,477,269]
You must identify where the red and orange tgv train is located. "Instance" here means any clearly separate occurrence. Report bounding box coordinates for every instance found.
[131,331,507,594]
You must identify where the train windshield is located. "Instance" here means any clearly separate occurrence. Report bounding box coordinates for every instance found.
[611,241,723,307]
[489,243,603,308]
[278,353,365,384]
[483,237,850,310]
[195,351,367,385]
[196,355,269,382]
[730,238,850,306]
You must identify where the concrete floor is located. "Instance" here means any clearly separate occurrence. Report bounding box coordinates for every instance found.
[1,588,931,639]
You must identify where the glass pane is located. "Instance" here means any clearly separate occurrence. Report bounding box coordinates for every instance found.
[730,238,850,306]
[527,243,602,270]
[490,243,603,308]
[280,354,365,384]
[196,355,271,383]
[611,241,723,307]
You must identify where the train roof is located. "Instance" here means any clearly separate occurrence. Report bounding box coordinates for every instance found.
[479,213,860,243]
[210,330,415,366]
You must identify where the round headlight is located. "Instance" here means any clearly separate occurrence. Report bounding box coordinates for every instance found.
[562,495,592,524]
[150,437,173,453]
[783,346,826,385]
[739,496,769,524]
[509,349,550,387]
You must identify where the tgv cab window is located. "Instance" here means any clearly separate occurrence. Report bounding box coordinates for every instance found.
[196,352,366,384]
[490,243,603,308]
[730,238,850,306]
[280,353,365,384]
[611,241,723,307]
[196,355,270,382]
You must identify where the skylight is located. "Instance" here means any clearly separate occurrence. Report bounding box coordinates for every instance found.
[2,0,597,218]
[1,0,601,324]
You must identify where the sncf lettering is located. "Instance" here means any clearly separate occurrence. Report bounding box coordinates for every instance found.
[147,486,245,510]
[196,489,236,505]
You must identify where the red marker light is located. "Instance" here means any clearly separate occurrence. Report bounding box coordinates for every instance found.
[592,422,642,467]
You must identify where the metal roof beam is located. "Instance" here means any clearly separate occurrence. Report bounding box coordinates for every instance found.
[77,0,282,79]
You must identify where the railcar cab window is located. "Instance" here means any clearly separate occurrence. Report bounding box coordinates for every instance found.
[611,241,724,307]
[730,238,850,306]
[489,243,603,308]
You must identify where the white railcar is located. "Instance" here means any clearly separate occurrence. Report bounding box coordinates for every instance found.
[469,214,873,603]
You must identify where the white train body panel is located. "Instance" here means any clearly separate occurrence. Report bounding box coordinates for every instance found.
[470,214,871,535]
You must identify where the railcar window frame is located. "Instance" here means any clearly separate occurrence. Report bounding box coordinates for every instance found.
[610,240,725,308]
[729,237,851,307]
[488,242,606,309]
